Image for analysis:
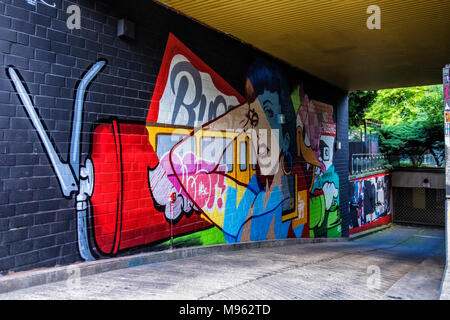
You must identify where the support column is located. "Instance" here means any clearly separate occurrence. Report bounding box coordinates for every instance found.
[440,64,450,299]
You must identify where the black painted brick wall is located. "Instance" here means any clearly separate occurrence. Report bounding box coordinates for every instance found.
[0,0,349,273]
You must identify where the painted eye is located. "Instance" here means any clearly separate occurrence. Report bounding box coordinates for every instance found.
[265,108,274,118]
[248,108,259,127]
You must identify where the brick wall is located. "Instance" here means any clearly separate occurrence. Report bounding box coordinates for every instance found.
[0,0,349,273]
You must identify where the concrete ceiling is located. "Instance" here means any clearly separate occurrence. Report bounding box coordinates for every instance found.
[156,0,450,91]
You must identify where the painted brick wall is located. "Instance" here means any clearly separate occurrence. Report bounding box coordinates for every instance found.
[0,0,349,273]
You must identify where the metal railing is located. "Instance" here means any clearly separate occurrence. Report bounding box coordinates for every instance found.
[351,153,387,175]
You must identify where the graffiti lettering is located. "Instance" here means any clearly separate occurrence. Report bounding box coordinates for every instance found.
[166,152,228,212]
[158,54,240,127]
[169,60,235,126]
[170,61,202,126]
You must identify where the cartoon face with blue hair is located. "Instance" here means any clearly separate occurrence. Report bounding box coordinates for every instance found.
[245,58,296,176]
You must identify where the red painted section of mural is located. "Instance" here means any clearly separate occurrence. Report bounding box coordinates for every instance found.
[349,171,390,182]
[349,214,391,235]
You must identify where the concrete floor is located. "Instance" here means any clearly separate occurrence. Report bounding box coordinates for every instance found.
[0,225,445,300]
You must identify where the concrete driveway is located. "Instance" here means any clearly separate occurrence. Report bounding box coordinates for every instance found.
[0,225,445,300]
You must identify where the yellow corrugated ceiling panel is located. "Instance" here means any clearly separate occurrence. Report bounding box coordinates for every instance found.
[157,0,450,90]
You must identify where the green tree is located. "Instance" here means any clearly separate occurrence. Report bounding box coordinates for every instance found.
[348,90,377,129]
[378,121,427,166]
[357,85,444,167]
[364,85,443,125]
[422,119,445,166]
[377,118,444,167]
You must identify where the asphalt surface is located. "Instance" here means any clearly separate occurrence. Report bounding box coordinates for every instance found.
[0,225,445,300]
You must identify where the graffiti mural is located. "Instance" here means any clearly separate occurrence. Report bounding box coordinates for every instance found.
[349,173,391,234]
[8,33,342,260]
[295,86,341,238]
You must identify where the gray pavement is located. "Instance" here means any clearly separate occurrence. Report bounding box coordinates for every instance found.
[0,225,445,300]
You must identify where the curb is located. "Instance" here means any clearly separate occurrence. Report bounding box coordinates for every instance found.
[384,254,445,300]
[349,223,393,241]
[0,237,348,294]
[439,265,450,300]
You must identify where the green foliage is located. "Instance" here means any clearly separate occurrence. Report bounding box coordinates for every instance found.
[377,121,427,165]
[348,90,377,129]
[422,119,445,165]
[377,118,444,166]
[351,85,445,167]
[364,85,443,125]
